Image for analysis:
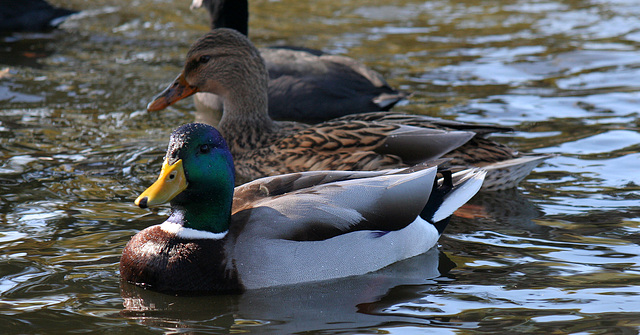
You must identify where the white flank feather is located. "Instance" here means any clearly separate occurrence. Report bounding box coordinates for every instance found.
[430,169,486,223]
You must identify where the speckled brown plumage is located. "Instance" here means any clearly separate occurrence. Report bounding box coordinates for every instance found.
[216,111,538,187]
[147,29,548,190]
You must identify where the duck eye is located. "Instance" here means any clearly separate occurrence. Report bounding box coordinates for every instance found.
[199,144,211,154]
[198,55,211,64]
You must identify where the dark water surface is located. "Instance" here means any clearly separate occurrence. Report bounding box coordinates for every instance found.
[1,0,639,333]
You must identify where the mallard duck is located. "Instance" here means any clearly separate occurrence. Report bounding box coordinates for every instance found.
[147,28,547,190]
[0,0,77,32]
[120,122,485,293]
[187,0,407,124]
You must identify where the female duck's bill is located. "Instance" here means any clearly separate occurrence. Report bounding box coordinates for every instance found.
[147,73,198,112]
[120,123,485,294]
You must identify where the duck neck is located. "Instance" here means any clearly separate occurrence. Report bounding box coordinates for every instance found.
[208,0,249,36]
[217,74,276,154]
[168,186,234,234]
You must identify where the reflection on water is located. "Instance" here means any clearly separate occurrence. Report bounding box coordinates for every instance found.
[1,0,639,333]
[120,249,454,333]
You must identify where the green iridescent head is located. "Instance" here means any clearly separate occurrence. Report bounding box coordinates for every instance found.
[136,123,235,233]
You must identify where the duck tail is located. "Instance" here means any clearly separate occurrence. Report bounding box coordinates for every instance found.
[421,168,486,233]
[480,155,550,191]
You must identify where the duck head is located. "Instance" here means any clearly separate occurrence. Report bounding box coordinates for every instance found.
[136,123,235,233]
[147,28,268,113]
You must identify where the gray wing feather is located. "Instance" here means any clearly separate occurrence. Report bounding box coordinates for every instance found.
[232,166,438,241]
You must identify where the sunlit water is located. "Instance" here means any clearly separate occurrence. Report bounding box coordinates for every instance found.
[1,0,639,333]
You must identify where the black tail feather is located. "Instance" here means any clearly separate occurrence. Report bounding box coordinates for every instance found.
[420,170,453,233]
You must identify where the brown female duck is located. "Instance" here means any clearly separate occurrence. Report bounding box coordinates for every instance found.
[188,0,407,124]
[147,28,547,190]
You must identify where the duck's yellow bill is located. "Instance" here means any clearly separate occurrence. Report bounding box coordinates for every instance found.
[147,73,199,112]
[135,159,188,208]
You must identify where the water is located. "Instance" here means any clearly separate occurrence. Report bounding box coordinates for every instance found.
[1,0,639,333]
